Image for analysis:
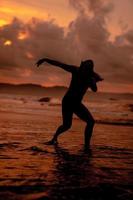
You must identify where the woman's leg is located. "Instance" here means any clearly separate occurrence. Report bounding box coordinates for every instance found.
[47,102,73,144]
[74,103,95,147]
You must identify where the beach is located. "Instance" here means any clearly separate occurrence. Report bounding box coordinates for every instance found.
[0,85,133,200]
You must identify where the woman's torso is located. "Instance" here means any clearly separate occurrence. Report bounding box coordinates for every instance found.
[63,70,92,104]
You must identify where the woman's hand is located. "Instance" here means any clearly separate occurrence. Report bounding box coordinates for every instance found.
[36,58,45,67]
[93,72,104,82]
[90,77,97,92]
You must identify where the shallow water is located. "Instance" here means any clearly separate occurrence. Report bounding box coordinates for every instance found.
[0,94,133,200]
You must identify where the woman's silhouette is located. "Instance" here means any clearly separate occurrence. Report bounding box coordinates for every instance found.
[36,58,103,148]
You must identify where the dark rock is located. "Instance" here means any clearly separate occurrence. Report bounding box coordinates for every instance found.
[38,97,51,102]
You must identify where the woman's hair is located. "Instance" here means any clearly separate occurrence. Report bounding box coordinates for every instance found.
[80,59,94,74]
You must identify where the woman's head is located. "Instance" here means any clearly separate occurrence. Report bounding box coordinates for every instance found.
[79,59,94,75]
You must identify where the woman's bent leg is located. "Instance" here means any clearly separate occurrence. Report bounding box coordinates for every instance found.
[46,102,73,145]
[74,103,95,147]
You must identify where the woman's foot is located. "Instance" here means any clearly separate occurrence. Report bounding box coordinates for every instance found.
[45,139,58,145]
[84,144,91,153]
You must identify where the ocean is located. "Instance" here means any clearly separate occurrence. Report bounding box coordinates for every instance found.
[0,88,132,200]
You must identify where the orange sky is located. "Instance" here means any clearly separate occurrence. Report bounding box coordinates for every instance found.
[0,0,133,39]
[0,0,133,93]
[0,0,76,27]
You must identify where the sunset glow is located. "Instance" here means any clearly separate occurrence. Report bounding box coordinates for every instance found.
[18,32,29,40]
[26,52,34,59]
[4,40,12,46]
[0,1,76,27]
[0,19,9,27]
[0,0,133,93]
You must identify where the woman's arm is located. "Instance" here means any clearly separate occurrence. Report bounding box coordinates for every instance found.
[90,78,97,92]
[93,72,104,82]
[36,58,77,73]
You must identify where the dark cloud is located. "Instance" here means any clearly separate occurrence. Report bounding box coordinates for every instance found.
[0,0,133,87]
[0,17,75,85]
[67,0,133,83]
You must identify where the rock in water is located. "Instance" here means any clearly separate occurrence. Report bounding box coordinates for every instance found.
[38,97,51,102]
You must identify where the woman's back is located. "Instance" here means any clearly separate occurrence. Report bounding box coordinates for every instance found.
[64,68,96,103]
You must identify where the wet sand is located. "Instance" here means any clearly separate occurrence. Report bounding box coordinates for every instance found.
[0,92,133,200]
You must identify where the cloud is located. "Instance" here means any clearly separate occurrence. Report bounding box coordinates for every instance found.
[67,0,133,83]
[0,0,133,88]
[0,17,75,85]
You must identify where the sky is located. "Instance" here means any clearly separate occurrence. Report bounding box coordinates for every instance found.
[0,0,133,93]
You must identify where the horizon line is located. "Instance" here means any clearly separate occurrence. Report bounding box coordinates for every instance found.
[0,82,133,95]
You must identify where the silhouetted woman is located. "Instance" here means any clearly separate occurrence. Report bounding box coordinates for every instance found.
[36,58,103,148]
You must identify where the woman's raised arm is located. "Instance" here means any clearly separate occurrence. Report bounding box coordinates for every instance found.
[36,58,77,73]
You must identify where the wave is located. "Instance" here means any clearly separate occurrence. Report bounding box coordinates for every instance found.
[95,119,133,126]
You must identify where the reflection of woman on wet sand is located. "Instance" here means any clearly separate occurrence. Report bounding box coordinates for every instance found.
[36,58,103,148]
[47,144,93,199]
